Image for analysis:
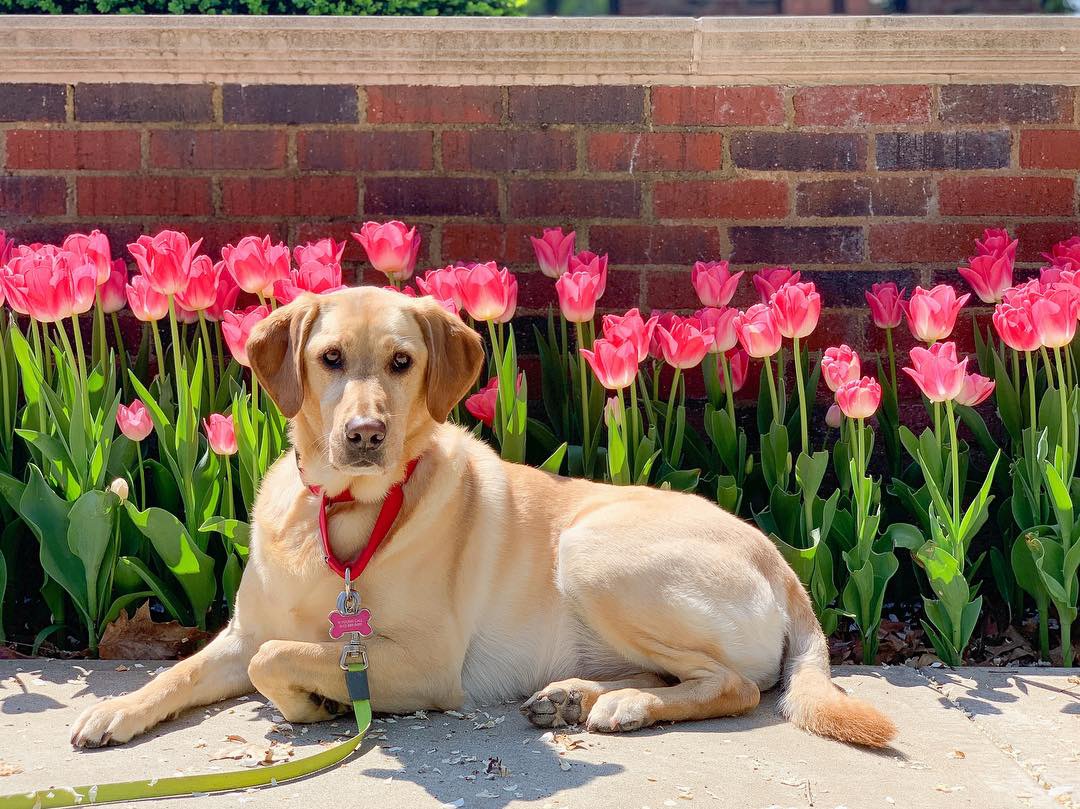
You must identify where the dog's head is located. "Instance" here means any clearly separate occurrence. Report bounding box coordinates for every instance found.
[247,287,484,481]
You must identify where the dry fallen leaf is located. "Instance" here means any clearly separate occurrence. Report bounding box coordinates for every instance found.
[552,733,586,752]
[950,750,966,759]
[99,602,210,660]
[0,762,23,777]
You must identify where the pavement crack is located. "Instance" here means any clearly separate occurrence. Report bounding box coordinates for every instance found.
[912,666,1073,809]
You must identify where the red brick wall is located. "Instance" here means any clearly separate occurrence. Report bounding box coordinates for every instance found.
[2,81,1079,356]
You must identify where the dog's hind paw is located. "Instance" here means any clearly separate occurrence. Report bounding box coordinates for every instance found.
[520,684,584,728]
[70,697,150,748]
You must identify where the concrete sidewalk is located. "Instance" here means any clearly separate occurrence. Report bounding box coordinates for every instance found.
[0,662,1076,809]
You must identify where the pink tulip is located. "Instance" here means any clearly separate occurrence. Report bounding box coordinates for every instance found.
[6,245,96,323]
[496,274,518,324]
[556,269,604,323]
[1044,236,1080,268]
[975,227,1018,262]
[821,345,861,393]
[204,268,241,323]
[128,230,201,297]
[655,316,711,369]
[770,281,821,339]
[530,228,576,278]
[825,403,843,429]
[580,338,640,390]
[175,254,220,313]
[865,282,906,329]
[221,305,270,367]
[457,262,516,322]
[992,301,1040,353]
[567,251,608,297]
[601,308,659,365]
[956,373,996,407]
[465,376,498,427]
[415,266,465,311]
[902,285,969,343]
[649,312,679,361]
[958,252,1013,304]
[903,342,968,403]
[63,229,113,284]
[1003,278,1044,309]
[203,413,238,456]
[604,395,624,429]
[274,260,346,305]
[100,259,128,314]
[0,230,13,270]
[294,238,346,268]
[221,235,290,297]
[720,348,749,392]
[691,261,743,308]
[734,303,782,358]
[695,307,739,354]
[352,221,420,282]
[1030,285,1080,349]
[125,274,169,322]
[836,376,882,419]
[753,267,800,303]
[116,400,153,442]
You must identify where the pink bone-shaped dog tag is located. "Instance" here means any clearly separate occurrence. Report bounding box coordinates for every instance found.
[328,608,372,639]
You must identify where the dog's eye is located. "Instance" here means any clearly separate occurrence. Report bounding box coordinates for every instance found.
[390,352,412,373]
[322,348,343,369]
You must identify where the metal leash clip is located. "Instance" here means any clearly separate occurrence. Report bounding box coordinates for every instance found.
[333,567,371,671]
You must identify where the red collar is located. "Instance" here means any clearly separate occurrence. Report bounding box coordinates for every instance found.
[303,458,421,580]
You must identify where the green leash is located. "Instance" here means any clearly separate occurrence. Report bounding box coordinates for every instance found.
[0,664,372,809]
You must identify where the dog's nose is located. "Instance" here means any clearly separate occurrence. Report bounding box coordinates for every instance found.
[344,417,386,448]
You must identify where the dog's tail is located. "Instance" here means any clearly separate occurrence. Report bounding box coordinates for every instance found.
[778,573,897,748]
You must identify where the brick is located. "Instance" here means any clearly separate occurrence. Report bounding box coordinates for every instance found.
[795,177,929,218]
[938,177,1074,216]
[869,223,987,262]
[365,177,498,217]
[795,85,932,126]
[223,84,357,124]
[366,86,501,124]
[517,267,641,311]
[0,176,67,216]
[442,130,575,172]
[651,86,785,126]
[646,270,714,310]
[509,86,644,125]
[150,130,287,170]
[441,224,549,265]
[940,85,1074,124]
[812,268,918,308]
[298,131,433,172]
[729,226,864,264]
[0,84,66,122]
[590,225,722,265]
[508,179,640,219]
[2,222,139,252]
[1015,223,1080,262]
[731,132,866,171]
[875,131,1011,171]
[1020,130,1080,170]
[221,177,357,217]
[5,130,141,171]
[74,83,213,122]
[159,222,290,256]
[587,132,722,172]
[77,177,210,217]
[654,179,788,220]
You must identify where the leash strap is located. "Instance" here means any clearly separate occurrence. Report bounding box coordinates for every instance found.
[0,664,372,809]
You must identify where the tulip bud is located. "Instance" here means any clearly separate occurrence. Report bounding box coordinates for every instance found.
[108,477,130,502]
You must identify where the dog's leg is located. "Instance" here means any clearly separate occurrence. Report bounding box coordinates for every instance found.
[248,638,464,723]
[585,667,760,733]
[520,674,666,728]
[71,624,257,747]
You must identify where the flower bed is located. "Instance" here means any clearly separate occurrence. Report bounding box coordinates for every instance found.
[0,222,1077,667]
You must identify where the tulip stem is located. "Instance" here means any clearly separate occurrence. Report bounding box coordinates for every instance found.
[198,312,217,409]
[945,398,961,535]
[111,313,130,396]
[68,316,93,441]
[885,327,897,394]
[663,366,682,459]
[136,441,146,506]
[166,296,184,390]
[151,324,167,385]
[1025,351,1038,435]
[792,335,809,455]
[720,351,736,425]
[224,454,235,520]
[93,292,107,368]
[1054,346,1069,479]
[763,353,780,426]
[629,377,640,463]
[29,320,47,433]
[0,318,11,442]
[575,321,591,473]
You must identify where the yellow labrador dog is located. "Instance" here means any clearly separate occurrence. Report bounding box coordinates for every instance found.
[72,287,895,749]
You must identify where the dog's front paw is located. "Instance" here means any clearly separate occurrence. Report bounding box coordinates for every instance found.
[585,691,652,733]
[520,684,584,728]
[71,697,152,748]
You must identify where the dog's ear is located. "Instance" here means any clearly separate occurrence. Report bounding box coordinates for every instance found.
[415,298,485,423]
[247,295,320,418]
